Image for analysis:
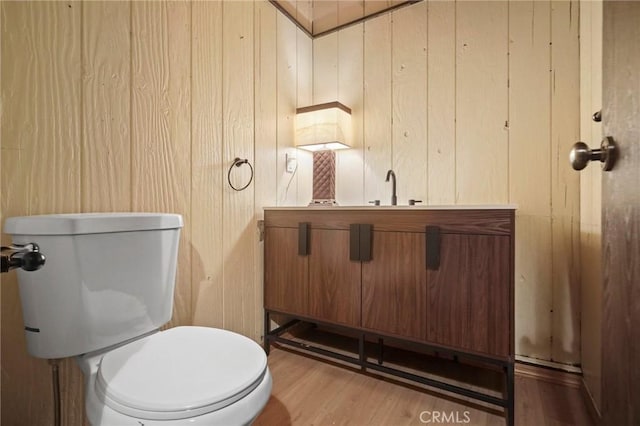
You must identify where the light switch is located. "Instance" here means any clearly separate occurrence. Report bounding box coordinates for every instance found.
[286,154,297,173]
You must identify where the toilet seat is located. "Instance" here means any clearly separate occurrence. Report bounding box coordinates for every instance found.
[95,326,267,421]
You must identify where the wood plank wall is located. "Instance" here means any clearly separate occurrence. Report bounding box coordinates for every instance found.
[0,1,309,424]
[579,0,603,414]
[0,1,583,424]
[312,1,581,367]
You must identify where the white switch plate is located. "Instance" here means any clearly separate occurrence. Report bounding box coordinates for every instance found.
[286,153,297,173]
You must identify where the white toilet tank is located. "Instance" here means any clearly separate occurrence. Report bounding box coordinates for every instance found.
[4,213,183,359]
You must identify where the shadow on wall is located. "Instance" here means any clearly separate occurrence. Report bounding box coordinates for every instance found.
[515,213,581,366]
[191,239,221,328]
[191,216,262,342]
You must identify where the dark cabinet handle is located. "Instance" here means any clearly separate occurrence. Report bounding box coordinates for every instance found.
[426,226,441,270]
[359,224,372,262]
[349,224,360,261]
[350,224,373,261]
[298,222,310,256]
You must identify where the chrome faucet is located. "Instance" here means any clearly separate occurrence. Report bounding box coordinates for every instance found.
[385,170,397,206]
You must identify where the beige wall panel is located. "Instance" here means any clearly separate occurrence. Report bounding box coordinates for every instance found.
[455,1,508,204]
[581,223,602,409]
[550,0,580,365]
[297,26,314,108]
[0,1,82,213]
[276,13,298,205]
[1,2,82,425]
[579,0,602,232]
[313,0,338,35]
[391,1,427,205]
[513,215,553,361]
[336,24,364,206]
[363,14,392,204]
[426,1,455,205]
[1,1,82,423]
[192,1,224,328]
[296,27,314,205]
[579,1,593,223]
[508,1,553,361]
[255,0,279,340]
[310,32,338,205]
[579,0,603,411]
[509,1,552,217]
[82,1,131,212]
[313,32,338,104]
[222,1,257,339]
[131,1,192,328]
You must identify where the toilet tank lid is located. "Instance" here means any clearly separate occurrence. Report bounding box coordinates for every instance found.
[4,213,183,236]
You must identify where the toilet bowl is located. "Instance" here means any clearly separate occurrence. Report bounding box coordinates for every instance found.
[79,326,272,425]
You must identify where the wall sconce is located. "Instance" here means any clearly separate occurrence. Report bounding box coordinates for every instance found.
[295,102,352,205]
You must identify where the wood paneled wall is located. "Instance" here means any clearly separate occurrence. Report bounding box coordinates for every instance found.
[0,1,309,424]
[312,1,581,366]
[1,1,583,424]
[579,0,603,414]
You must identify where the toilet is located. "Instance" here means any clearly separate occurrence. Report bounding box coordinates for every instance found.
[4,213,272,425]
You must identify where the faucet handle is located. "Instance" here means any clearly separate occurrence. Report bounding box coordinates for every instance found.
[368,200,380,206]
[408,199,423,206]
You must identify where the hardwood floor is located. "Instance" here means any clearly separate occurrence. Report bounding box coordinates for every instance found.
[255,347,594,426]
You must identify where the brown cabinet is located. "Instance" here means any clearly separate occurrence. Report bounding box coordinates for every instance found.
[309,229,361,326]
[263,207,514,360]
[362,230,427,341]
[264,207,515,424]
[263,226,309,316]
[426,233,511,358]
[263,222,362,328]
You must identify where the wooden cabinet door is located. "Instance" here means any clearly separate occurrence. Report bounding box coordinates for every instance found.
[309,229,361,326]
[362,231,427,340]
[427,234,510,358]
[264,227,309,316]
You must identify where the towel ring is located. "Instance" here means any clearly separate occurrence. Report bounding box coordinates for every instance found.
[227,157,254,191]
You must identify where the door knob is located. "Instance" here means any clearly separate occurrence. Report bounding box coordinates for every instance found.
[569,136,617,171]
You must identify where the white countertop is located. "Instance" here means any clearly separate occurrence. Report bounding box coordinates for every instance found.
[264,204,517,211]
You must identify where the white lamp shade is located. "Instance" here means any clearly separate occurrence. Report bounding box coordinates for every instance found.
[295,102,352,151]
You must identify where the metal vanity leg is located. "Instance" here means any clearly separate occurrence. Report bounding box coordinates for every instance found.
[506,361,515,426]
[263,310,270,355]
[359,333,365,371]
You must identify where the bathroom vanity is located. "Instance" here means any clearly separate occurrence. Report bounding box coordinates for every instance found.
[263,206,515,424]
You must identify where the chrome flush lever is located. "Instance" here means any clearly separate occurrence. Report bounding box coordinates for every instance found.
[1,243,46,273]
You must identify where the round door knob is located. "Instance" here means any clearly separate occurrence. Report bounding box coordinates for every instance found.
[569,142,592,170]
[569,136,617,171]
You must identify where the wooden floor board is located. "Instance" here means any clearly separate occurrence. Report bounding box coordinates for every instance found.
[255,348,594,426]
